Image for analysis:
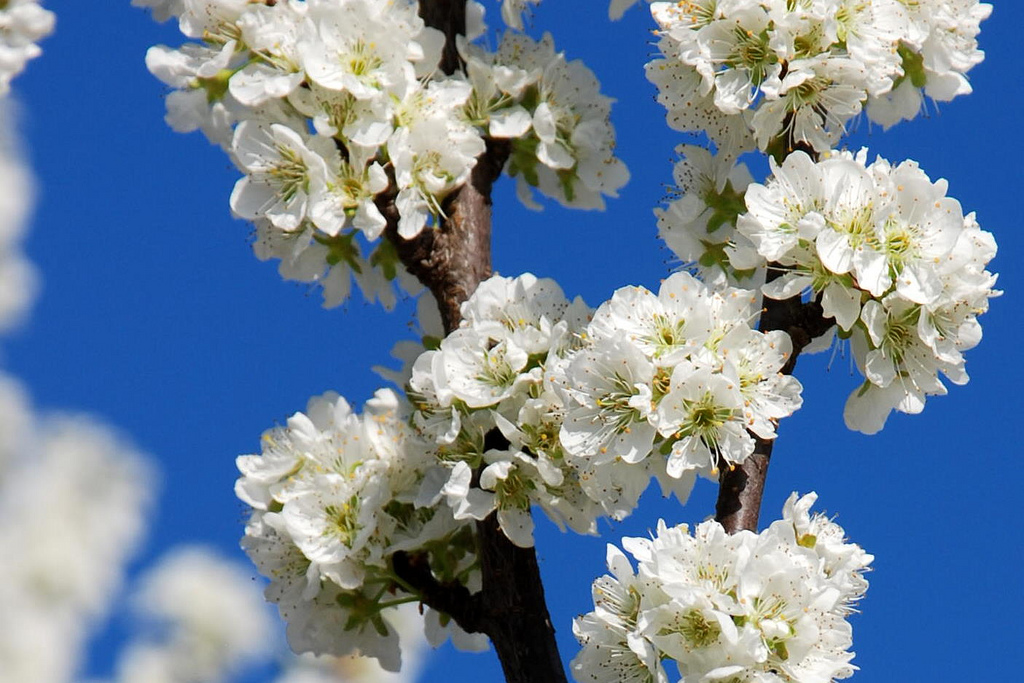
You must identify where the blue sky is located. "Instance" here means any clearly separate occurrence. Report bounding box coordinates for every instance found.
[5,1,1023,681]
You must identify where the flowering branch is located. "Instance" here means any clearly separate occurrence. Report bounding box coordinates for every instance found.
[134,0,998,679]
[716,286,833,532]
[380,2,568,681]
[714,132,829,533]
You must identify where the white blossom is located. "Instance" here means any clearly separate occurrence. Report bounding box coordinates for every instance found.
[230,2,307,106]
[230,121,334,231]
[656,144,756,287]
[390,80,485,238]
[178,0,248,42]
[737,149,997,433]
[574,494,872,683]
[560,334,659,464]
[866,0,991,128]
[647,0,990,153]
[238,388,477,667]
[656,360,752,476]
[298,0,442,100]
[495,33,629,209]
[587,271,713,365]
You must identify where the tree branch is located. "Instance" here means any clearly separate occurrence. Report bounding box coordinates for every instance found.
[715,133,829,534]
[383,137,510,333]
[715,270,834,533]
[418,0,466,75]
[380,2,568,681]
[391,550,486,632]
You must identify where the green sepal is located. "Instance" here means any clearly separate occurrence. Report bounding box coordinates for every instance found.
[557,169,577,203]
[519,86,541,113]
[704,180,748,232]
[797,533,818,548]
[771,639,790,661]
[371,613,390,637]
[508,137,541,187]
[369,238,400,281]
[198,69,233,104]
[319,231,363,273]
[896,43,928,89]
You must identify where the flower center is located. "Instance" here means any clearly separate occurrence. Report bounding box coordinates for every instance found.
[347,39,382,78]
[324,495,361,548]
[268,145,309,202]
[679,609,721,648]
[727,26,776,87]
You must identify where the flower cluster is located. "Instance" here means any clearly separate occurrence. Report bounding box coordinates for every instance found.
[867,0,992,129]
[463,32,629,210]
[730,149,997,433]
[138,0,626,307]
[237,388,486,669]
[0,0,55,94]
[646,0,990,157]
[408,272,803,547]
[573,493,872,683]
[656,144,757,288]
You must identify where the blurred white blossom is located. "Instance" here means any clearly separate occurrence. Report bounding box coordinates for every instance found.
[0,99,38,332]
[110,547,275,683]
[0,0,54,94]
[0,413,153,683]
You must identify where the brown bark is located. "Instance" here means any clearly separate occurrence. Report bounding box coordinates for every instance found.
[715,272,834,533]
[475,516,567,683]
[715,436,772,534]
[383,138,509,333]
[383,2,568,681]
[715,133,829,534]
[417,0,467,75]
